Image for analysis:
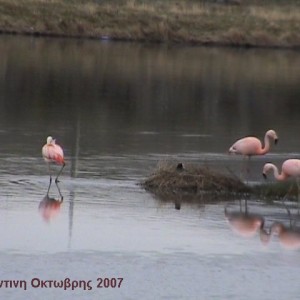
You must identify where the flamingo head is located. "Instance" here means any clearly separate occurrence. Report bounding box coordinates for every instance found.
[46,136,56,145]
[266,129,278,145]
[262,163,274,179]
[228,145,237,154]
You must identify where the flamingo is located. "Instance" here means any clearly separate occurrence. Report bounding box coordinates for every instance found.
[262,159,300,203]
[262,159,300,181]
[229,129,278,180]
[42,136,65,183]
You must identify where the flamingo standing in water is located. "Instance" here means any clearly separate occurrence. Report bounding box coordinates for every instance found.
[42,136,65,184]
[262,159,300,181]
[229,129,278,180]
[262,159,300,203]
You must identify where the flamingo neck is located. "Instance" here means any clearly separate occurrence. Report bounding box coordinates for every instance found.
[260,133,272,154]
[270,164,287,181]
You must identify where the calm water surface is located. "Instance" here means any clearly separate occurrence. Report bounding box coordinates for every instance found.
[1,35,300,299]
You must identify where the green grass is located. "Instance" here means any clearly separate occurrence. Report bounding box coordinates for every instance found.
[253,181,300,201]
[0,0,299,47]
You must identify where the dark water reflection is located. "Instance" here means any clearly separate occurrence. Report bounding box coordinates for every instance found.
[1,35,300,299]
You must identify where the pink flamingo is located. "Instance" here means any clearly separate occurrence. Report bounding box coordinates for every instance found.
[42,136,65,183]
[263,159,300,202]
[262,159,300,181]
[229,129,278,179]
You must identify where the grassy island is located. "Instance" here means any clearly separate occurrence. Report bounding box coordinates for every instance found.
[142,162,300,202]
[0,0,299,48]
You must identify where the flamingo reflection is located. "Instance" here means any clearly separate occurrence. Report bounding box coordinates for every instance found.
[260,206,300,250]
[225,200,264,238]
[39,182,63,222]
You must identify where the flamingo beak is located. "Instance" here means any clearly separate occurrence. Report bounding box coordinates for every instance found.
[274,138,278,145]
[262,173,267,179]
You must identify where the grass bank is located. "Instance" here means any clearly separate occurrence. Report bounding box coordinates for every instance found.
[0,0,299,48]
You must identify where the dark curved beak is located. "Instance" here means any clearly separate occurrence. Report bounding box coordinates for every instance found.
[262,173,267,179]
[275,138,278,145]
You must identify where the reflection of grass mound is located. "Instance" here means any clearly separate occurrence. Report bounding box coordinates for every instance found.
[142,161,250,196]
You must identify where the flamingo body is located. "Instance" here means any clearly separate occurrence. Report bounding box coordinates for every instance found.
[229,129,278,157]
[42,136,65,165]
[42,136,65,183]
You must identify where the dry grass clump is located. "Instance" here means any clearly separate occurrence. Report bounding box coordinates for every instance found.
[142,161,250,196]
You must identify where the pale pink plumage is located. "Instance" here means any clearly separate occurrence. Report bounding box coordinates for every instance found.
[42,141,64,165]
[263,159,300,181]
[229,129,278,157]
[42,136,65,183]
[263,159,300,209]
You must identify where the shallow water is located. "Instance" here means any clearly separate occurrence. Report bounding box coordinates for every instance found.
[1,35,300,299]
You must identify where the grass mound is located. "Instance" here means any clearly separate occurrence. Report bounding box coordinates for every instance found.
[142,161,300,203]
[142,161,250,197]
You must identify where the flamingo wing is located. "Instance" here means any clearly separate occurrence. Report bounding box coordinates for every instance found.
[42,144,64,165]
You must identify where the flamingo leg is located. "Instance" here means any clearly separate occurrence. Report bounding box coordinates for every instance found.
[241,156,246,182]
[55,163,65,183]
[55,181,64,201]
[282,182,294,203]
[46,179,52,196]
[246,156,251,185]
[283,201,292,227]
[48,163,52,184]
[296,178,300,214]
[242,156,250,184]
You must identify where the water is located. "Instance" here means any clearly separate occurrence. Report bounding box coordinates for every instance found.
[1,35,300,299]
